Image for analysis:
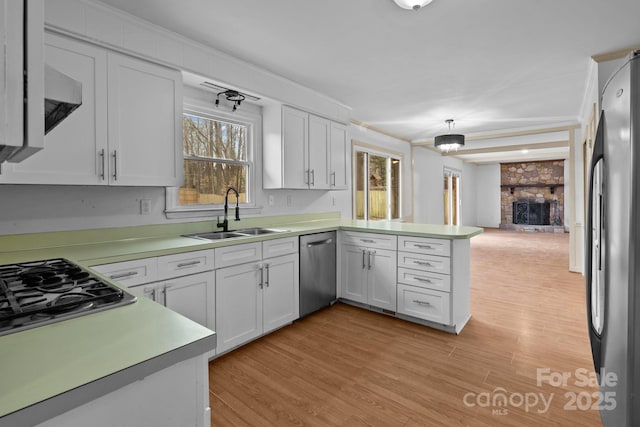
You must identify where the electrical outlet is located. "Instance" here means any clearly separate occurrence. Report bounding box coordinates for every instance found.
[286,195,292,207]
[268,195,275,206]
[140,199,152,215]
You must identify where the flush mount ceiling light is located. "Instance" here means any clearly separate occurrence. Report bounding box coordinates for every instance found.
[434,119,465,152]
[392,0,433,10]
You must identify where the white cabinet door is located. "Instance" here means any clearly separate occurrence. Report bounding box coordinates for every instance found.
[329,122,348,190]
[340,244,368,304]
[308,114,330,189]
[0,34,108,184]
[281,106,308,189]
[107,53,182,187]
[263,254,299,333]
[367,248,397,311]
[215,262,262,353]
[162,272,215,330]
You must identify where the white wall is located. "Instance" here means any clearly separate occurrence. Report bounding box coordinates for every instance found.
[412,147,477,227]
[474,164,501,228]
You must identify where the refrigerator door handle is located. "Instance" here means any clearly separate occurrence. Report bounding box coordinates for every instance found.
[586,111,606,376]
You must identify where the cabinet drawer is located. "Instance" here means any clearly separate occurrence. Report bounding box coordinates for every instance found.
[398,252,450,275]
[398,236,450,257]
[263,237,299,259]
[397,268,451,292]
[215,243,262,269]
[91,257,157,286]
[341,231,397,250]
[397,284,451,325]
[157,249,214,280]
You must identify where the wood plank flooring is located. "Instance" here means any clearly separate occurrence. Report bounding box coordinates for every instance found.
[209,229,602,426]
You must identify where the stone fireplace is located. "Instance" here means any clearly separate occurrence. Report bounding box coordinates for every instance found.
[500,160,565,232]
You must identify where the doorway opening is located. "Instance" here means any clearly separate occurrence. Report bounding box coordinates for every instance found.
[444,168,461,226]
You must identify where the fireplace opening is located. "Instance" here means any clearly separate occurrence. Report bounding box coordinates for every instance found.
[513,201,551,225]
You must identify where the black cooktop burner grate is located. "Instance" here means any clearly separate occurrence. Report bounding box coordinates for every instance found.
[0,258,136,336]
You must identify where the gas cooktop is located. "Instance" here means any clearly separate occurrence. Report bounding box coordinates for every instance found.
[0,258,136,336]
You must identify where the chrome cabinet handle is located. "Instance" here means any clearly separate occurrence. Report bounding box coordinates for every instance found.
[360,239,375,243]
[259,265,264,289]
[368,250,376,270]
[414,261,432,266]
[310,169,315,186]
[109,271,138,280]
[305,169,310,185]
[99,149,105,180]
[362,250,366,269]
[413,300,431,306]
[265,264,270,287]
[331,171,336,186]
[415,277,433,283]
[162,285,170,306]
[415,244,433,249]
[177,260,200,268]
[112,150,118,181]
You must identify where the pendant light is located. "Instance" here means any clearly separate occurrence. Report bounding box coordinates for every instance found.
[392,0,433,10]
[434,119,465,152]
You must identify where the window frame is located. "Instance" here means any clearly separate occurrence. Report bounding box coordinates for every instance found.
[165,97,262,219]
[352,142,403,221]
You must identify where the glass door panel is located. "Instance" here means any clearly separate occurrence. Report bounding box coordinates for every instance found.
[355,151,366,220]
[368,154,388,220]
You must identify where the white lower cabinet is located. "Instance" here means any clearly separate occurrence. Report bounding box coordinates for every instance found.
[132,271,215,331]
[215,262,262,353]
[91,250,216,333]
[262,253,299,333]
[215,238,299,354]
[216,253,299,354]
[340,243,397,311]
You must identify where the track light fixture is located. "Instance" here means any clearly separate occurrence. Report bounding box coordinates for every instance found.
[215,90,246,112]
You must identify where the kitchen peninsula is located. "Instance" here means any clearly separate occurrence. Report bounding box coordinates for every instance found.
[0,213,481,426]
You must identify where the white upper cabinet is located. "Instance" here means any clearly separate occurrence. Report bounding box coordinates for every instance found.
[0,33,183,187]
[263,104,347,190]
[107,53,182,187]
[0,34,107,184]
[308,114,330,189]
[281,106,308,189]
[329,122,348,190]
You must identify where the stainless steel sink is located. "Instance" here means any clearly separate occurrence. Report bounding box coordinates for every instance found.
[183,227,288,241]
[183,231,247,241]
[234,227,287,236]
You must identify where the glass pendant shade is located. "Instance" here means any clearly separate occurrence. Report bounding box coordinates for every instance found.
[392,0,433,10]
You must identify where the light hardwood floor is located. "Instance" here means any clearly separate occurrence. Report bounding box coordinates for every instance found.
[209,229,602,426]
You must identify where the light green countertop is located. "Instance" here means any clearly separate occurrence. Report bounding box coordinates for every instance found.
[0,213,482,424]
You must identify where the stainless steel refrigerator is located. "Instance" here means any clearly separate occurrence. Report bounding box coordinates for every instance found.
[587,50,640,427]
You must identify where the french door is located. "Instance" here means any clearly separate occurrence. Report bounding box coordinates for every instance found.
[443,168,461,226]
[354,149,401,220]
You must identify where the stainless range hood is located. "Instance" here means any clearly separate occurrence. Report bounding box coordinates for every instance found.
[44,64,82,135]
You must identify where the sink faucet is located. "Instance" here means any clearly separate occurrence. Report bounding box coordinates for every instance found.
[217,186,241,232]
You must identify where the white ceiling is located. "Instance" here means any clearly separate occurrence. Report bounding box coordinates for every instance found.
[98,0,640,161]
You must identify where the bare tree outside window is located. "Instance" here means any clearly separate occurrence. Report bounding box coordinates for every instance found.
[179,114,250,205]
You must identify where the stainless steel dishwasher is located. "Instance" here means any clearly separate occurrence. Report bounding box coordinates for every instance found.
[299,231,337,317]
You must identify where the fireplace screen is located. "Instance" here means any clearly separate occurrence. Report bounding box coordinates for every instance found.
[513,201,551,225]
